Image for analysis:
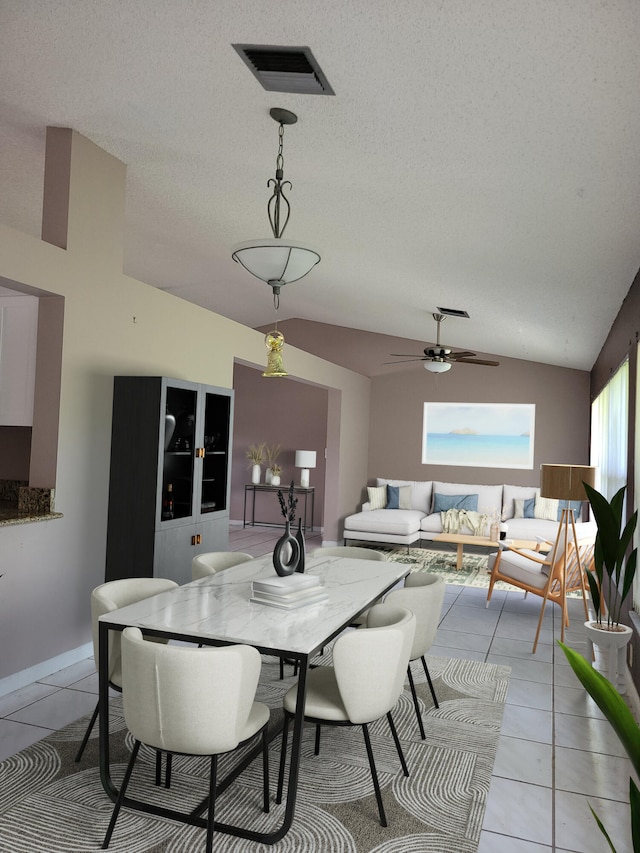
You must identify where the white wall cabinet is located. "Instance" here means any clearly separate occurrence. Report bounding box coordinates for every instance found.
[0,294,39,426]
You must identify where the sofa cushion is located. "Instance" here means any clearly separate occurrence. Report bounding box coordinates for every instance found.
[513,497,535,518]
[557,499,583,520]
[367,486,387,510]
[344,509,425,536]
[433,492,479,513]
[386,484,412,510]
[377,478,432,513]
[534,496,559,521]
[502,485,539,521]
[487,549,549,590]
[432,481,502,516]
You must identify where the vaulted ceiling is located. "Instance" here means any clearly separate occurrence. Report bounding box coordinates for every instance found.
[1,1,639,370]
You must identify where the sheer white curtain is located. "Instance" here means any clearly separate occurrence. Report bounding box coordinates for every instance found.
[591,358,637,609]
[590,358,629,500]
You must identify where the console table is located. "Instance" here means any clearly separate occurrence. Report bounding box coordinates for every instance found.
[243,484,315,532]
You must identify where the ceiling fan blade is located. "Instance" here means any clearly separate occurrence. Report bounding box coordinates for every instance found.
[389,353,426,358]
[382,358,425,364]
[449,350,477,360]
[455,358,500,366]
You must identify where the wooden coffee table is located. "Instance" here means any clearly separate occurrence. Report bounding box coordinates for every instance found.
[432,533,543,570]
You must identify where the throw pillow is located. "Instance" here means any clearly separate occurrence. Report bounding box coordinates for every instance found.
[513,497,536,519]
[534,495,560,521]
[367,485,387,510]
[557,499,583,521]
[386,484,412,510]
[433,493,479,513]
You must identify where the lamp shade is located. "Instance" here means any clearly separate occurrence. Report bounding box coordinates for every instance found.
[540,464,597,501]
[295,450,317,469]
[424,361,451,373]
[231,239,320,286]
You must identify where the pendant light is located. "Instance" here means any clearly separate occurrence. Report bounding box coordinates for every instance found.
[231,108,320,310]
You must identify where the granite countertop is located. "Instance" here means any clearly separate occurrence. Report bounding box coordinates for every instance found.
[0,500,63,526]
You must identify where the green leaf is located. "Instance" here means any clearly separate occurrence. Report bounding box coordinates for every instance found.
[589,802,619,851]
[621,549,638,603]
[558,643,640,778]
[585,569,601,619]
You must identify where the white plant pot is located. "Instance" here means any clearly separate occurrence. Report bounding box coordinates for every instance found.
[584,621,633,693]
[271,474,281,486]
[251,464,261,485]
[265,468,273,485]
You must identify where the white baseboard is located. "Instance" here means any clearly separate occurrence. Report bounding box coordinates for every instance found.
[0,642,93,698]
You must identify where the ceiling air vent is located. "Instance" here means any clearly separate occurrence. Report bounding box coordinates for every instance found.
[436,307,470,318]
[232,44,335,95]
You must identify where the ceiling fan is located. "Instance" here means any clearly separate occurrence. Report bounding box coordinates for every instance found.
[387,313,500,373]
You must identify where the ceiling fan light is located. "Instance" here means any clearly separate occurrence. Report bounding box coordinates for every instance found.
[424,361,452,373]
[231,238,320,286]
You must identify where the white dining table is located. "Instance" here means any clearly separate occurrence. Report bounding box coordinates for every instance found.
[98,552,410,844]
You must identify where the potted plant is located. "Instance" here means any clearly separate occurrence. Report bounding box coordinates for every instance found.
[245,442,266,485]
[264,444,282,485]
[582,483,637,691]
[560,642,639,851]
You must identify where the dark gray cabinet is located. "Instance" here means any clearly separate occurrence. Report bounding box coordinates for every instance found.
[105,376,233,585]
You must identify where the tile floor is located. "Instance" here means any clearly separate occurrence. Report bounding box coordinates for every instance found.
[1,528,637,852]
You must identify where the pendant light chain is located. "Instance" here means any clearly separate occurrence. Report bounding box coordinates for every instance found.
[267,121,292,239]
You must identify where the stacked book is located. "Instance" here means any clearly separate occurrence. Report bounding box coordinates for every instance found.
[250,573,328,610]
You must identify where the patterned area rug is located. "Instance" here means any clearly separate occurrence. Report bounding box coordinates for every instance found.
[369,546,497,589]
[0,654,510,853]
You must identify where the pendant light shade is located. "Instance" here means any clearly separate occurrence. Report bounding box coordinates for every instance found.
[232,108,320,306]
[231,238,320,290]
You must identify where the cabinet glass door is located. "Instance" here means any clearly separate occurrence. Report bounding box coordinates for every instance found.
[162,385,197,520]
[200,391,230,514]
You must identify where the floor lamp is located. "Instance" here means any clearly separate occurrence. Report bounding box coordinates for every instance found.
[540,463,597,638]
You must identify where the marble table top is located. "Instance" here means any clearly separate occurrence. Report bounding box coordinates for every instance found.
[100,554,409,656]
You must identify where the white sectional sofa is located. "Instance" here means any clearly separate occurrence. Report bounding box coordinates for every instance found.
[343,478,596,547]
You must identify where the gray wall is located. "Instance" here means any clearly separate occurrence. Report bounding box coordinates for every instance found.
[231,363,328,528]
[274,319,592,502]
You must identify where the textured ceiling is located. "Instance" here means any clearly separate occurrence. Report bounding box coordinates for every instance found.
[1,0,639,370]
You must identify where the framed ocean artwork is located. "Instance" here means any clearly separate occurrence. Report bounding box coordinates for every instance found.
[422,402,535,469]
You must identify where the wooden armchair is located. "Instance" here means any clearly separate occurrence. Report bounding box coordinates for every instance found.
[485,529,595,652]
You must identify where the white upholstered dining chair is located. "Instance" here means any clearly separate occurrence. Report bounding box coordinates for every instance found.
[384,572,446,738]
[75,576,179,763]
[102,627,270,853]
[191,551,254,580]
[276,602,415,827]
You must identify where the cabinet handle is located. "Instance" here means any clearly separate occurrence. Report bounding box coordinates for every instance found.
[196,447,205,458]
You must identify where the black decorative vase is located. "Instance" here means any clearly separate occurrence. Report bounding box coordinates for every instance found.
[273,521,301,576]
[295,518,306,573]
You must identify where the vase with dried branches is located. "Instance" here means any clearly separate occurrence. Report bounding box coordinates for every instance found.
[245,442,266,485]
[264,444,282,485]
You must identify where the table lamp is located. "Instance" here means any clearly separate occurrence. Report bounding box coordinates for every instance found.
[295,450,316,488]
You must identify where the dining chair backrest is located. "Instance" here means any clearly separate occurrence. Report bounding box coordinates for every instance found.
[332,603,415,725]
[121,626,263,755]
[310,546,386,561]
[91,577,178,686]
[192,551,254,580]
[384,572,445,660]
